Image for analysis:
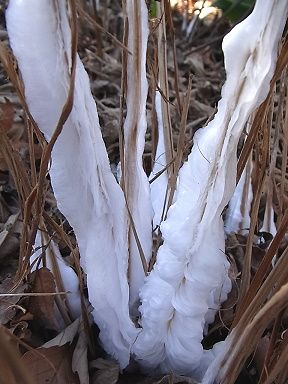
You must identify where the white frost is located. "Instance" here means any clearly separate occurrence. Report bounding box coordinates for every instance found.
[261,199,277,236]
[225,158,253,234]
[7,0,138,368]
[133,0,288,378]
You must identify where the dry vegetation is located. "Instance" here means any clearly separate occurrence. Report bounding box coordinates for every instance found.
[0,1,287,383]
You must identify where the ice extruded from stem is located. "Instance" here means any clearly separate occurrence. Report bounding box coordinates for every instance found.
[261,203,277,236]
[123,0,153,315]
[6,0,138,368]
[225,158,253,235]
[133,0,288,378]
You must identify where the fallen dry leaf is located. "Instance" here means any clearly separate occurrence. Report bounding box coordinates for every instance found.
[28,268,58,330]
[90,358,119,384]
[72,321,89,384]
[0,211,21,260]
[42,317,87,384]
[43,317,80,348]
[21,345,79,384]
[0,99,14,134]
[155,375,199,384]
[0,326,35,384]
[0,274,27,324]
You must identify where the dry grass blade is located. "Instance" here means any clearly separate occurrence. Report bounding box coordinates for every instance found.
[0,99,31,207]
[76,0,131,54]
[0,133,31,207]
[0,326,35,384]
[164,0,182,115]
[219,239,288,382]
[263,341,288,384]
[0,292,68,297]
[124,192,148,276]
[266,330,288,384]
[27,119,37,187]
[149,155,177,184]
[259,308,287,383]
[237,39,288,181]
[233,209,288,326]
[221,283,288,384]
[119,1,128,192]
[278,68,288,223]
[157,1,175,175]
[244,243,288,328]
[237,107,270,303]
[149,51,158,165]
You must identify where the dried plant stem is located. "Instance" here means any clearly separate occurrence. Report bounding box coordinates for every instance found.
[0,327,35,384]
[27,119,37,187]
[119,0,128,191]
[237,111,270,303]
[166,75,192,213]
[259,309,285,383]
[268,331,288,384]
[122,0,152,311]
[76,0,130,54]
[165,0,182,115]
[157,1,174,173]
[233,208,288,326]
[278,67,288,223]
[221,283,288,384]
[237,40,288,181]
